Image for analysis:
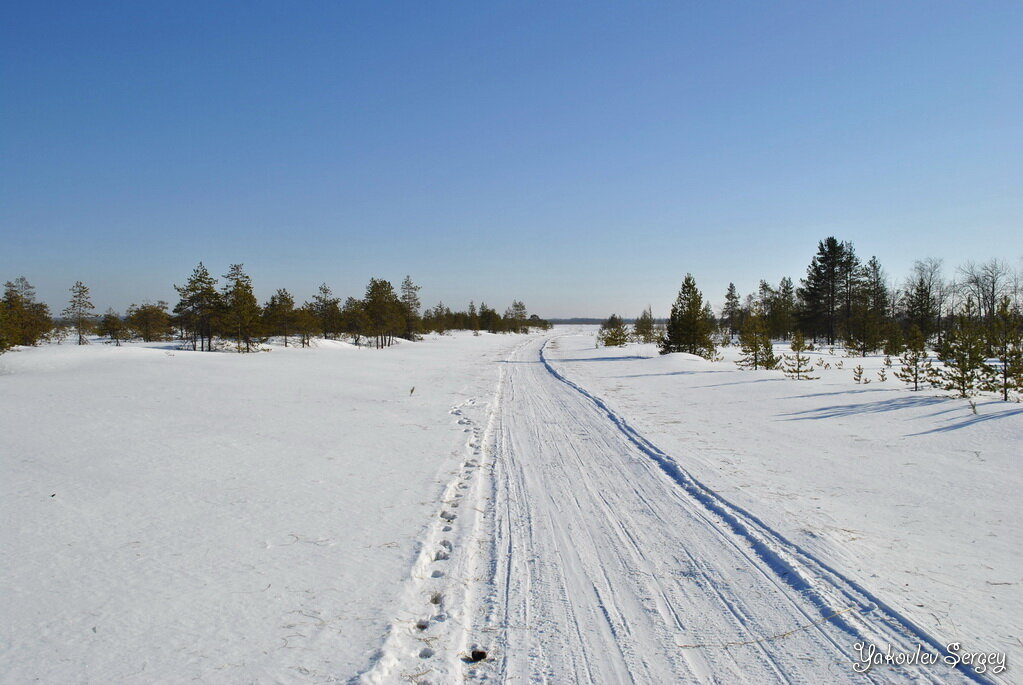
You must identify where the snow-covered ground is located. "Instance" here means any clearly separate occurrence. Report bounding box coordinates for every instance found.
[534,330,1020,681]
[2,327,1019,683]
[0,332,525,682]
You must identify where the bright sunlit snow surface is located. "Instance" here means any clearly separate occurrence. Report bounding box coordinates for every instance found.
[1,328,1019,683]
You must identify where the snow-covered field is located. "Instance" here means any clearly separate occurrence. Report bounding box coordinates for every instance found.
[0,332,524,682]
[2,326,1019,683]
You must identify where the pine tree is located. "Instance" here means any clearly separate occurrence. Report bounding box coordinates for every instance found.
[311,283,342,339]
[598,314,629,347]
[988,296,1023,402]
[7,278,54,346]
[340,296,370,344]
[660,274,716,359]
[507,301,529,334]
[0,305,10,354]
[467,301,480,336]
[894,324,932,391]
[633,306,656,343]
[174,263,221,351]
[882,321,904,356]
[935,298,992,398]
[294,304,319,347]
[220,264,261,352]
[126,301,172,342]
[2,278,53,346]
[399,275,422,341]
[263,289,297,347]
[363,278,403,348]
[61,281,95,345]
[736,310,777,370]
[479,302,501,333]
[782,331,818,380]
[97,309,128,346]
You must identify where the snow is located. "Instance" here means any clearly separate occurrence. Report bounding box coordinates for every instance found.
[533,330,1021,680]
[0,332,524,682]
[2,327,1019,683]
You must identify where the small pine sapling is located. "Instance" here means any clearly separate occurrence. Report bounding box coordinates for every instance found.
[987,297,1023,402]
[934,298,993,398]
[852,365,864,384]
[597,314,630,347]
[894,325,932,392]
[736,313,777,370]
[782,331,818,380]
[877,368,887,382]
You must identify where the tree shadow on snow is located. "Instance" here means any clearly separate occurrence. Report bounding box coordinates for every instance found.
[556,355,651,363]
[780,394,950,420]
[909,406,1023,435]
[784,387,902,400]
[695,377,789,388]
[613,369,732,379]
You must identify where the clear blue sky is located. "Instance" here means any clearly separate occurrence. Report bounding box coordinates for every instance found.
[2,1,1021,317]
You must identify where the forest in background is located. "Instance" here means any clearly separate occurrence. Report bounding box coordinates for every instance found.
[0,266,550,354]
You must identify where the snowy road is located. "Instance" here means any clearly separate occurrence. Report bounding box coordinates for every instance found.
[364,335,990,684]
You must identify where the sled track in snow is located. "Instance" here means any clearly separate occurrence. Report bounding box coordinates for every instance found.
[538,337,992,685]
[358,335,993,684]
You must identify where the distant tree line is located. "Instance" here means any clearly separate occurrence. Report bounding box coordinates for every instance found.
[596,237,1023,400]
[0,264,549,355]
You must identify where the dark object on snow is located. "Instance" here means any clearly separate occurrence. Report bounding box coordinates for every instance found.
[468,649,487,662]
[410,386,415,396]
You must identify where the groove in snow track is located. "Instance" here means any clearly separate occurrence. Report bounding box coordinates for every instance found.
[459,335,988,684]
[357,335,992,684]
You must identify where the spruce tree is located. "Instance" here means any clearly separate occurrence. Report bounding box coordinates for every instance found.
[798,237,855,344]
[988,296,1023,402]
[782,331,818,380]
[660,274,716,359]
[598,314,630,347]
[766,277,796,340]
[736,310,777,370]
[61,281,95,345]
[904,258,943,342]
[894,324,932,391]
[221,264,261,352]
[722,284,742,337]
[935,298,992,398]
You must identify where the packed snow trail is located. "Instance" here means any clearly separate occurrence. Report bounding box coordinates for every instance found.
[364,335,990,683]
